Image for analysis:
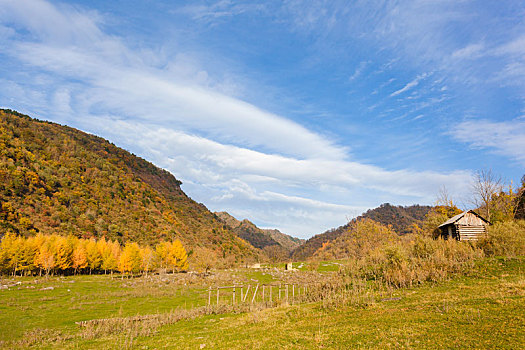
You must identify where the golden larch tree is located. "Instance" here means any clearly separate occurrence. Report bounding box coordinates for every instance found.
[72,240,88,274]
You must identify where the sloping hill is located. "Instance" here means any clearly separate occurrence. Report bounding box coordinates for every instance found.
[215,212,279,250]
[292,203,431,260]
[215,212,304,259]
[261,228,304,251]
[0,109,258,264]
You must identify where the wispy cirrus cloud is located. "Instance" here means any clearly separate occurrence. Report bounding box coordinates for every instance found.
[452,43,485,60]
[175,1,266,23]
[390,74,427,97]
[450,119,525,166]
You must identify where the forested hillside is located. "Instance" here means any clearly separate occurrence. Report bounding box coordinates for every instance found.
[0,109,259,265]
[215,211,303,260]
[261,228,304,251]
[292,203,431,260]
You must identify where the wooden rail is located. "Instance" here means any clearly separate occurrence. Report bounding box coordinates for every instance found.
[206,283,308,306]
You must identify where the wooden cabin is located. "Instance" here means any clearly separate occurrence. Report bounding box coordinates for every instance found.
[438,210,489,241]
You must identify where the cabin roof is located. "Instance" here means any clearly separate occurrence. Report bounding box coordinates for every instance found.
[438,210,489,228]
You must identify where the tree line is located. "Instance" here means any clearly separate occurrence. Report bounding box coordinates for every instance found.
[0,233,188,276]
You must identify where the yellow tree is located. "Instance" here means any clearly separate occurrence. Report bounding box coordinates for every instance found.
[422,205,462,238]
[31,233,46,276]
[119,242,142,276]
[140,245,156,276]
[101,240,121,274]
[9,235,26,276]
[86,239,102,274]
[72,239,88,274]
[0,232,18,275]
[155,241,170,272]
[171,240,188,272]
[19,236,39,275]
[54,235,73,273]
[97,237,112,274]
[36,237,56,276]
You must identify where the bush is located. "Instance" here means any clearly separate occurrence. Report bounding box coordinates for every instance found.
[341,236,484,288]
[477,220,525,257]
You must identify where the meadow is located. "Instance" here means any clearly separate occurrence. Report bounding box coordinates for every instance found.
[0,257,523,349]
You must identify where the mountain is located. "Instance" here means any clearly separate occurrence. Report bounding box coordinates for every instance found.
[214,211,304,260]
[291,203,432,260]
[261,228,304,252]
[0,109,259,265]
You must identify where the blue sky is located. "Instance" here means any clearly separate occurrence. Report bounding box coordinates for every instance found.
[1,0,524,238]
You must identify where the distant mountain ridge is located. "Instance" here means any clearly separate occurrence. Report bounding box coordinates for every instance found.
[292,203,432,260]
[262,228,304,251]
[215,211,304,259]
[0,109,259,265]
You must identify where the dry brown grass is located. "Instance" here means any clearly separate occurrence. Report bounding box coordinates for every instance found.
[76,303,272,348]
[477,220,525,257]
[2,328,73,348]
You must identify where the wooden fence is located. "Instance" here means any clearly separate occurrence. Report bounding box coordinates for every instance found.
[206,283,308,306]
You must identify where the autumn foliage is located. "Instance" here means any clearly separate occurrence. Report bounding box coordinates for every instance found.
[0,109,258,266]
[0,232,188,276]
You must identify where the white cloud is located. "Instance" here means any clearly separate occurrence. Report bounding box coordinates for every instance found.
[349,61,369,81]
[0,0,475,236]
[390,74,427,97]
[452,43,485,60]
[450,119,525,166]
[45,113,473,236]
[494,35,525,57]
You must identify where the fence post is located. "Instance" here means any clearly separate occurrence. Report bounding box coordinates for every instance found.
[243,285,251,302]
[292,284,295,304]
[233,287,236,305]
[262,285,265,302]
[251,284,259,303]
[208,287,211,306]
[217,287,220,305]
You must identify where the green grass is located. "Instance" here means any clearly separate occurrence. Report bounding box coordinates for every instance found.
[244,270,276,284]
[262,260,345,272]
[1,258,524,349]
[0,274,207,343]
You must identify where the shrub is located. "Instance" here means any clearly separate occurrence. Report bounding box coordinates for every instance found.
[340,236,483,288]
[477,220,525,257]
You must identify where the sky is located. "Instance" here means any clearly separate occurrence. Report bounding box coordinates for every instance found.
[0,0,524,238]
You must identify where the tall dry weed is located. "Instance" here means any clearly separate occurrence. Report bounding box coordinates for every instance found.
[477,220,525,257]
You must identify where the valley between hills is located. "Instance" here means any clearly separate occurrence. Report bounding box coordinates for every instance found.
[1,109,524,349]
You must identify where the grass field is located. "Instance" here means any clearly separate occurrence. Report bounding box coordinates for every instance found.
[1,258,524,349]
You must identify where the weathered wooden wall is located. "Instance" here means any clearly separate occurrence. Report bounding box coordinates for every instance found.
[456,212,486,226]
[457,224,486,241]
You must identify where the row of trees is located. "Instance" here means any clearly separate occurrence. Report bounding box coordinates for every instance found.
[0,233,188,276]
[469,170,524,222]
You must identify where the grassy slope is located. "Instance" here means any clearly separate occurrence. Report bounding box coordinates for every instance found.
[0,258,523,349]
[137,259,525,349]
